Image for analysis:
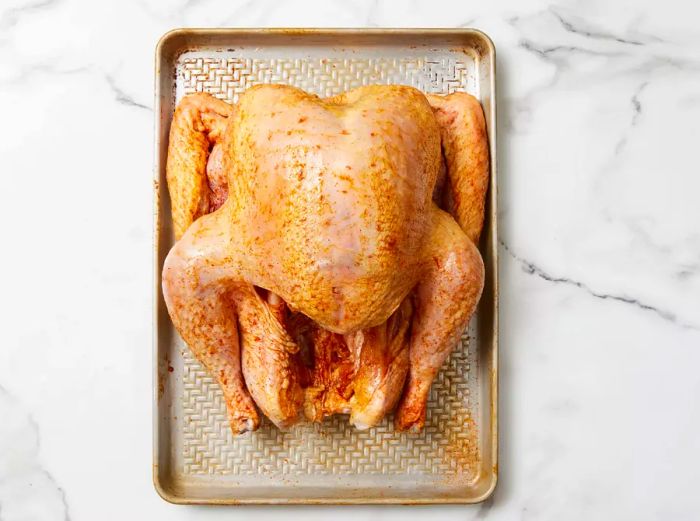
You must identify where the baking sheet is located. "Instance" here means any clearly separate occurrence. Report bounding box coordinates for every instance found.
[154,28,498,504]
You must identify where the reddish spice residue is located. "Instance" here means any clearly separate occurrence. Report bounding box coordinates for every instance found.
[298,116,307,123]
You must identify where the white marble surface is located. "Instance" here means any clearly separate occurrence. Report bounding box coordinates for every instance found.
[1,0,699,519]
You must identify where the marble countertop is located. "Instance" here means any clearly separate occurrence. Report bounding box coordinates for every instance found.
[1,0,699,519]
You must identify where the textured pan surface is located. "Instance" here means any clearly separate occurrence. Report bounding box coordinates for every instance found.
[154,29,498,504]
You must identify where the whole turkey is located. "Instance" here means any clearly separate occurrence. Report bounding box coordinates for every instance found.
[162,84,489,434]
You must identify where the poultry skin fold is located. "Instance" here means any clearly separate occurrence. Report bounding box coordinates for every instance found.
[162,84,489,433]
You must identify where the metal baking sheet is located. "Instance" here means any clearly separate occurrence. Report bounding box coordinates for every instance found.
[153,28,498,505]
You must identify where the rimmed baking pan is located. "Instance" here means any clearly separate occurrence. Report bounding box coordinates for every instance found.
[153,28,498,504]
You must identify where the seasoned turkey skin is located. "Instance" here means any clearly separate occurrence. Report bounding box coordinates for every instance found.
[226,85,441,333]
